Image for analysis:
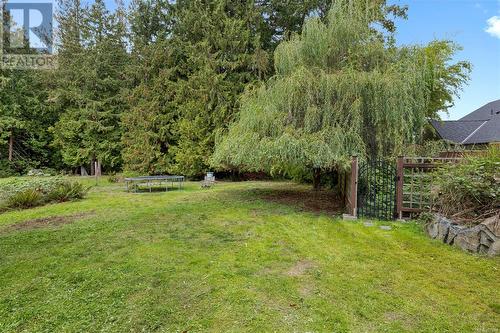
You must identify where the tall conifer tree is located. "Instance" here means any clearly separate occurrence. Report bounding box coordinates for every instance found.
[52,0,129,174]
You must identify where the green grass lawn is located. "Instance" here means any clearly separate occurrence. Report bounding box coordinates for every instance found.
[0,179,499,332]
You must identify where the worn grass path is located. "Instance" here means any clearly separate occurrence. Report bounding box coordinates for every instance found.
[0,180,499,332]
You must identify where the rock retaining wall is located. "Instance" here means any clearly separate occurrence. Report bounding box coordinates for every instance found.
[425,214,499,256]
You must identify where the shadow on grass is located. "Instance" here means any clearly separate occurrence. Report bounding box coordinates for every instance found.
[232,185,343,215]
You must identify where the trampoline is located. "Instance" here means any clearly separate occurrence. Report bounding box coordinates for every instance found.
[125,175,185,192]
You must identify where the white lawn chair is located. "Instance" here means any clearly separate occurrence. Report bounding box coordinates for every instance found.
[201,172,216,188]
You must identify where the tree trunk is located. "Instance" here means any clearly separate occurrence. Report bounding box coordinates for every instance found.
[96,160,102,176]
[312,168,321,191]
[8,131,14,161]
[90,158,95,176]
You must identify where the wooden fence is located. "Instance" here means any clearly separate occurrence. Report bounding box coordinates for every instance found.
[345,156,462,219]
[344,156,358,218]
[395,157,462,219]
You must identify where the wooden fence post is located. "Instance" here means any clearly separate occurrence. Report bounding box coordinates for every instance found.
[350,156,358,217]
[396,156,404,220]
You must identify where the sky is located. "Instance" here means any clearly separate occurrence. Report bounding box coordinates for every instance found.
[389,0,500,120]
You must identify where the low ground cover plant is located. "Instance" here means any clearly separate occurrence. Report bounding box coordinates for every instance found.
[432,147,500,223]
[0,177,88,211]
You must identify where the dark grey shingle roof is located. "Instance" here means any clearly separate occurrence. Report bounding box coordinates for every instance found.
[430,119,486,143]
[463,116,500,144]
[460,99,500,121]
[430,99,500,144]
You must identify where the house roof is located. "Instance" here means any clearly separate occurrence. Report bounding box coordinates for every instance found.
[459,99,500,121]
[430,99,500,145]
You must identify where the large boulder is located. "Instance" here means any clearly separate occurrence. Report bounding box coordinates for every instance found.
[446,224,463,245]
[482,215,500,237]
[487,240,500,256]
[454,225,482,253]
[426,215,453,241]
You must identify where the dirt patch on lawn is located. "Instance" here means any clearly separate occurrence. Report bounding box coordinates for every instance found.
[1,212,94,233]
[258,188,343,215]
[287,260,316,277]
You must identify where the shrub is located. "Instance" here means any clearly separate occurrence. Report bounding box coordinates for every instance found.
[0,177,63,197]
[47,181,88,202]
[432,147,500,222]
[0,177,88,212]
[6,189,43,209]
[107,174,122,183]
[0,160,19,178]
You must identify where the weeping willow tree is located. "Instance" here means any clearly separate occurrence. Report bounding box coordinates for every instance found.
[211,1,453,188]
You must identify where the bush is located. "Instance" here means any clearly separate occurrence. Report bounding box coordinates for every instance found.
[47,181,88,202]
[107,174,122,183]
[5,189,43,209]
[0,177,88,212]
[432,147,500,222]
[0,160,19,178]
[0,177,63,198]
[27,168,57,177]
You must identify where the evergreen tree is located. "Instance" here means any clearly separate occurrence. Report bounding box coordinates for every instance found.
[169,0,267,176]
[0,70,52,173]
[122,0,267,176]
[121,0,178,174]
[0,6,57,174]
[51,0,129,174]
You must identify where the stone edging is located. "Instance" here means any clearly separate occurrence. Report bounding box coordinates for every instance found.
[425,214,499,256]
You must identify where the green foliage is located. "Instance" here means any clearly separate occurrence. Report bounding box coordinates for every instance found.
[51,0,129,172]
[122,0,412,177]
[433,147,500,220]
[0,177,88,211]
[212,1,452,177]
[107,174,122,183]
[404,140,464,157]
[0,69,56,174]
[121,40,180,175]
[123,0,269,176]
[0,0,469,179]
[0,2,58,171]
[5,189,43,209]
[0,177,66,198]
[46,181,88,202]
[0,160,18,178]
[421,40,471,118]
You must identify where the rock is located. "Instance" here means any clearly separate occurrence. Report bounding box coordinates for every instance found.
[446,224,463,245]
[363,222,374,227]
[480,230,494,246]
[426,215,453,241]
[437,217,451,242]
[487,240,500,256]
[482,215,500,237]
[426,218,439,239]
[380,225,392,230]
[454,225,482,253]
[424,213,500,255]
[27,169,45,176]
